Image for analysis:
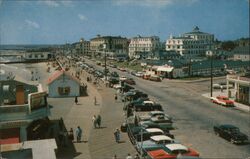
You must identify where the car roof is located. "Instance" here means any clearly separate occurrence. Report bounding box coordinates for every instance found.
[145,128,164,133]
[220,124,238,129]
[165,144,188,151]
[150,135,172,141]
[150,111,164,114]
[144,101,154,104]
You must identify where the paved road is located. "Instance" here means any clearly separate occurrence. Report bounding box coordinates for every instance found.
[84,58,250,158]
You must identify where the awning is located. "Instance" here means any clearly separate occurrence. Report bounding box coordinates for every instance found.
[157,66,174,72]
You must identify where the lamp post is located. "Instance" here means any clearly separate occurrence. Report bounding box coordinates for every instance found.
[210,52,213,97]
[103,43,107,81]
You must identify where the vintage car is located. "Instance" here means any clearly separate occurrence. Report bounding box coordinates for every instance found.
[135,71,144,77]
[136,135,176,154]
[124,78,136,85]
[122,90,148,102]
[149,75,162,82]
[142,74,151,80]
[123,97,150,111]
[211,95,234,107]
[139,111,172,122]
[139,116,173,131]
[132,128,165,142]
[147,144,199,159]
[119,76,127,81]
[214,124,248,144]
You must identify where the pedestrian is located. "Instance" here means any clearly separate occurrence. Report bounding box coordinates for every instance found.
[94,96,97,105]
[114,128,120,143]
[75,126,82,142]
[75,96,78,105]
[126,153,133,159]
[92,115,97,128]
[114,94,118,101]
[68,128,74,141]
[96,115,101,128]
[112,154,117,159]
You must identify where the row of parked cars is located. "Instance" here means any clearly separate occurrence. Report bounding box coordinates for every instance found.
[130,71,162,82]
[118,87,200,158]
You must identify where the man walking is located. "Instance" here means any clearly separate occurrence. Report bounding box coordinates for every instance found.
[92,115,97,128]
[75,96,78,105]
[94,96,97,105]
[75,126,82,142]
[96,115,102,128]
[114,128,120,143]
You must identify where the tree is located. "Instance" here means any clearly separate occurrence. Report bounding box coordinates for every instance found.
[221,41,236,51]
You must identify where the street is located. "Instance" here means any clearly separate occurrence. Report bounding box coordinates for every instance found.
[85,58,250,158]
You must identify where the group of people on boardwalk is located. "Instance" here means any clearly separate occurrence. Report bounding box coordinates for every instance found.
[92,114,102,128]
[65,126,82,143]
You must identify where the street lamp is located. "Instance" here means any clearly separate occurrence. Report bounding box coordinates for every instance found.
[210,52,213,97]
[103,43,107,81]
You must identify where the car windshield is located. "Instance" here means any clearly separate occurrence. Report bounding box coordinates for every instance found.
[222,97,229,100]
[229,128,240,133]
[172,150,189,155]
[157,140,172,144]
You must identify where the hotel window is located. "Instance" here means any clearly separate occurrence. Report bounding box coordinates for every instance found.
[58,87,71,95]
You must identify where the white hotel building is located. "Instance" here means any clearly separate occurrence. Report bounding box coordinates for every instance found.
[129,36,161,59]
[166,26,214,58]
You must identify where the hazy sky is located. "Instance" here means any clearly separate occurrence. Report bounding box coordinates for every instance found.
[0,0,249,44]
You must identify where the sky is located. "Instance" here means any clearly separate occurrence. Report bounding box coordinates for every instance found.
[0,0,249,44]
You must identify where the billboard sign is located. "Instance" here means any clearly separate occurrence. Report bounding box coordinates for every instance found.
[28,92,47,112]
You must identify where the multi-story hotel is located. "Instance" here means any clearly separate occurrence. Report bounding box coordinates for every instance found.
[90,35,128,57]
[75,38,90,55]
[129,36,161,59]
[166,26,214,58]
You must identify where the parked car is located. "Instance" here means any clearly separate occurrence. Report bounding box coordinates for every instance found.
[119,67,127,72]
[142,74,151,80]
[123,97,150,111]
[119,76,127,81]
[147,144,200,159]
[139,116,173,131]
[149,75,161,82]
[213,124,248,144]
[211,95,234,107]
[122,90,148,102]
[124,78,136,85]
[110,71,119,78]
[136,135,176,154]
[139,111,172,122]
[135,72,144,77]
[131,71,137,76]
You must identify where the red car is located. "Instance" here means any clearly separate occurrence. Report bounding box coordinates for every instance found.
[147,144,199,159]
[211,95,234,107]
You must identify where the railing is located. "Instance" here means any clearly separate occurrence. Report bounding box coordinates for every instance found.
[0,104,29,113]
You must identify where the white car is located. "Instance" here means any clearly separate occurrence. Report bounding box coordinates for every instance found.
[119,76,127,81]
[135,72,144,77]
[113,84,122,89]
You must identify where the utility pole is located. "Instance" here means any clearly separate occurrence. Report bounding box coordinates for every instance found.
[210,51,213,97]
[103,43,107,81]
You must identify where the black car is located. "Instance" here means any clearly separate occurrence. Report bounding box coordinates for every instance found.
[124,78,136,85]
[213,124,248,144]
